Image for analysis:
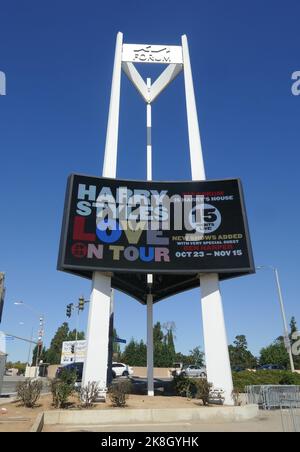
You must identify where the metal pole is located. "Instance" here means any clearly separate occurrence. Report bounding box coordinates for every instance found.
[147,290,154,396]
[274,268,295,373]
[27,327,34,366]
[74,308,79,363]
[146,77,154,396]
[107,289,114,385]
[147,78,152,182]
[181,34,234,405]
[35,316,44,378]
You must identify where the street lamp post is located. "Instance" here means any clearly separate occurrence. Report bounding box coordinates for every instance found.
[257,266,295,373]
[14,301,45,377]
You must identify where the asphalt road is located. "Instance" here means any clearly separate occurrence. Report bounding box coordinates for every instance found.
[1,376,49,395]
[0,376,172,397]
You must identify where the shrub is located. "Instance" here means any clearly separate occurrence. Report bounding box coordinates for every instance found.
[80,382,100,408]
[233,370,300,393]
[50,368,77,409]
[59,368,77,386]
[194,379,212,406]
[172,375,196,398]
[16,379,43,408]
[108,380,132,407]
[279,373,299,385]
[50,379,74,408]
[232,388,242,406]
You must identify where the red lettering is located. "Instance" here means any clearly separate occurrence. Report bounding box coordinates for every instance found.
[73,216,96,242]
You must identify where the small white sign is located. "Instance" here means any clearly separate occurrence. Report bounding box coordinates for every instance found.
[122,44,182,64]
[61,340,86,365]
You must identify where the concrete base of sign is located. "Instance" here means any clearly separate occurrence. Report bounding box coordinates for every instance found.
[31,405,259,431]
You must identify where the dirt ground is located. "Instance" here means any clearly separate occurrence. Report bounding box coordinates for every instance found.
[0,393,211,432]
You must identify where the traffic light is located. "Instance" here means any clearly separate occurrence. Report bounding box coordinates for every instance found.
[71,344,75,354]
[66,303,73,318]
[78,296,85,311]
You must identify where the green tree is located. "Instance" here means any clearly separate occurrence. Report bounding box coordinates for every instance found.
[259,317,300,370]
[153,322,170,367]
[167,329,176,364]
[121,339,137,366]
[31,346,48,366]
[113,328,121,358]
[121,339,146,366]
[175,346,204,367]
[229,335,257,370]
[44,323,84,365]
[290,317,300,370]
[259,338,289,369]
[5,361,27,375]
[136,340,147,366]
[67,329,85,341]
[189,346,205,366]
[290,317,297,337]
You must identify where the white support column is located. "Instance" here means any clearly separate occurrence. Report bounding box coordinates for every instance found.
[200,274,234,405]
[83,33,123,392]
[181,35,206,181]
[182,34,234,405]
[103,31,123,178]
[82,273,112,390]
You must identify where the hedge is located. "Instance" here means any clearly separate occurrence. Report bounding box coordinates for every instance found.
[233,371,300,393]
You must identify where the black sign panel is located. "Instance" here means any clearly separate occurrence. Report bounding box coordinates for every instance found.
[58,174,255,303]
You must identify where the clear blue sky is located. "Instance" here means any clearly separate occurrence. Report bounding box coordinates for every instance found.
[1,0,300,362]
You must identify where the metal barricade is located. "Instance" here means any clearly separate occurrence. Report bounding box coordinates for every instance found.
[280,399,300,432]
[246,385,300,410]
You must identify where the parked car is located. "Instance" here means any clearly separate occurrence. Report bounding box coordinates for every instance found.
[232,366,246,373]
[112,362,134,378]
[178,365,207,378]
[257,364,285,371]
[55,361,133,385]
[5,368,19,377]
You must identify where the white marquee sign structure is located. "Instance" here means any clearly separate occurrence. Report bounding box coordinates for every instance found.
[82,33,234,405]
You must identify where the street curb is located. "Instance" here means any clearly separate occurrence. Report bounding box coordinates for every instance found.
[32,404,258,431]
[30,412,44,433]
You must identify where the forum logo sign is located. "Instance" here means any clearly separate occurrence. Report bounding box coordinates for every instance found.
[0,71,6,96]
